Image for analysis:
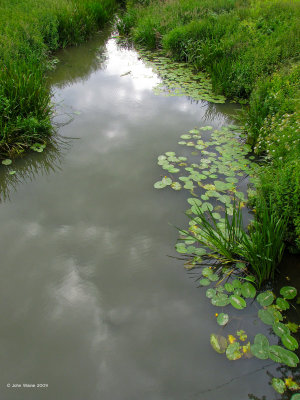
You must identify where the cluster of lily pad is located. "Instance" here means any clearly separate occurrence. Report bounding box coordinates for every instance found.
[153,125,300,396]
[138,49,226,104]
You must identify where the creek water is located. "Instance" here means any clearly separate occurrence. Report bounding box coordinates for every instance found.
[0,28,297,400]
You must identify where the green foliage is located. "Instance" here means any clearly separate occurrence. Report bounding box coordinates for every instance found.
[0,0,118,157]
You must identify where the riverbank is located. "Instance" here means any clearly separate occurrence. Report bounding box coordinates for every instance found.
[0,0,120,157]
[118,0,300,251]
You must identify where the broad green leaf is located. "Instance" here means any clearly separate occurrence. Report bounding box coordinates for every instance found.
[224,283,234,292]
[231,279,242,289]
[202,267,213,277]
[206,288,216,299]
[280,286,297,300]
[230,295,246,310]
[269,345,299,367]
[9,170,16,175]
[208,273,219,282]
[286,321,299,333]
[199,278,211,286]
[187,198,202,206]
[217,313,229,326]
[154,180,166,189]
[258,307,283,325]
[271,378,286,394]
[251,334,269,360]
[2,159,12,166]
[226,342,242,360]
[171,182,182,190]
[273,322,290,338]
[281,334,298,351]
[241,282,256,299]
[211,293,230,307]
[175,243,186,254]
[237,330,247,341]
[276,297,290,311]
[210,333,228,354]
[291,395,300,400]
[256,291,275,306]
[285,378,300,391]
[161,177,172,185]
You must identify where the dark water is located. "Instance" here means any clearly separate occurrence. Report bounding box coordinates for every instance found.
[0,29,298,400]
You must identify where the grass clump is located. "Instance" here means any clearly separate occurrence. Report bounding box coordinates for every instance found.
[184,201,287,288]
[0,0,119,157]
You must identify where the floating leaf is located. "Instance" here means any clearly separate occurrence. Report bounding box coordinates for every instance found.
[210,334,228,354]
[2,159,12,166]
[9,170,16,175]
[154,180,166,189]
[187,198,202,206]
[161,177,172,185]
[202,267,213,277]
[217,313,229,326]
[241,282,256,299]
[211,293,230,307]
[230,295,246,310]
[271,378,286,394]
[276,297,290,311]
[199,278,211,286]
[286,322,299,333]
[258,307,283,325]
[208,273,219,282]
[256,291,275,306]
[226,342,242,360]
[224,283,234,292]
[273,322,290,338]
[280,286,297,300]
[285,378,300,391]
[171,182,182,190]
[206,288,216,299]
[237,330,247,341]
[250,334,269,360]
[269,345,299,367]
[231,279,242,289]
[291,395,300,400]
[281,334,298,351]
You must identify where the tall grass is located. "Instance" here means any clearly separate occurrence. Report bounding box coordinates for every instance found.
[186,201,287,287]
[0,0,119,156]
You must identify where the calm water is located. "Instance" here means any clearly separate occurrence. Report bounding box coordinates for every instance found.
[0,29,297,400]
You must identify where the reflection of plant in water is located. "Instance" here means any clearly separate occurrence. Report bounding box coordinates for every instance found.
[0,135,70,202]
[154,124,299,397]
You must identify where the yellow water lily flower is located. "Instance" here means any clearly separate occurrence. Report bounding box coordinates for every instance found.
[228,335,236,344]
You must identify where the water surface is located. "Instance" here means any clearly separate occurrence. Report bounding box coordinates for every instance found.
[0,29,295,400]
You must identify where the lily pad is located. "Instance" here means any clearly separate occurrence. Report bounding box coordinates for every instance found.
[217,313,229,326]
[230,295,246,310]
[241,282,256,299]
[210,333,228,354]
[2,159,12,166]
[281,334,298,351]
[171,182,182,190]
[206,288,216,299]
[280,286,297,300]
[276,297,290,311]
[269,345,299,367]
[273,322,290,338]
[211,293,230,307]
[256,291,275,306]
[226,342,242,360]
[199,278,211,286]
[271,378,286,394]
[258,307,283,325]
[251,334,269,360]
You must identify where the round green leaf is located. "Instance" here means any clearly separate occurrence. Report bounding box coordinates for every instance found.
[211,293,230,307]
[273,322,290,338]
[241,282,256,299]
[230,295,246,310]
[276,297,290,311]
[154,180,166,189]
[281,334,298,351]
[251,334,269,360]
[171,182,182,190]
[217,313,229,326]
[231,279,242,289]
[202,267,213,277]
[226,342,242,360]
[210,333,228,354]
[2,159,12,166]
[256,291,275,306]
[269,345,299,367]
[224,283,234,292]
[271,378,286,394]
[291,395,300,400]
[280,286,297,300]
[199,278,211,286]
[206,288,216,299]
[258,307,283,325]
[208,273,219,282]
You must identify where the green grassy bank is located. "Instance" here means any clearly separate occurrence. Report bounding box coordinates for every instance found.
[118,0,300,251]
[0,0,119,157]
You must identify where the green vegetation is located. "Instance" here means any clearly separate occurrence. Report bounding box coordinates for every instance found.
[120,0,300,250]
[0,0,118,157]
